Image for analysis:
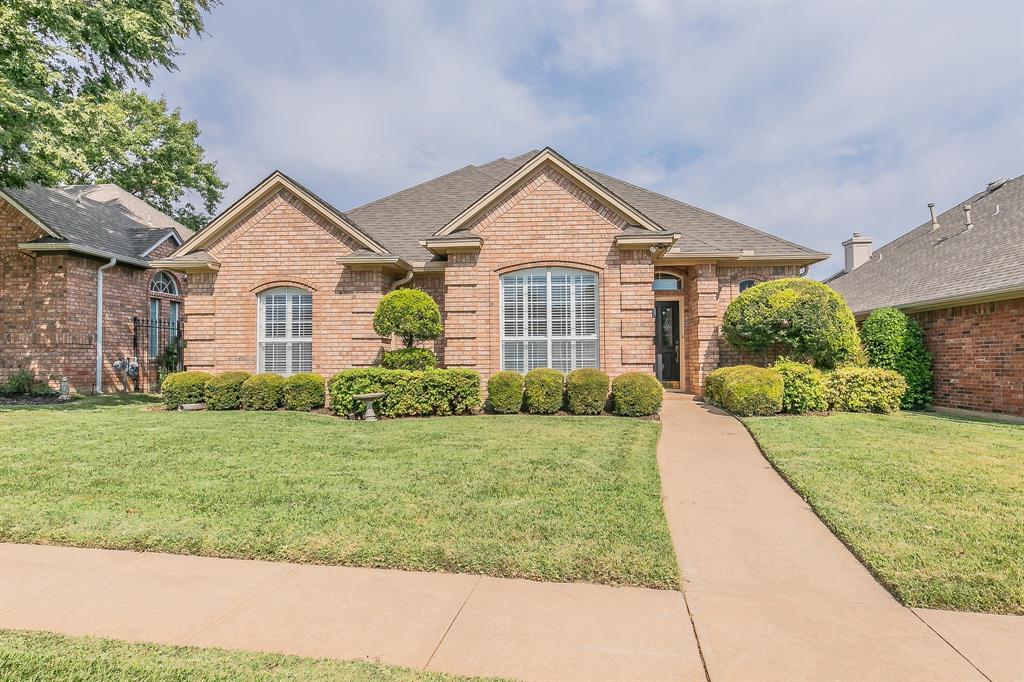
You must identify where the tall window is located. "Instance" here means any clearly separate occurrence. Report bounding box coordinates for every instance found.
[258,287,312,375]
[149,271,181,359]
[500,267,598,372]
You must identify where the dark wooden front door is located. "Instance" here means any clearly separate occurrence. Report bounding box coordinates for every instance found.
[655,301,680,383]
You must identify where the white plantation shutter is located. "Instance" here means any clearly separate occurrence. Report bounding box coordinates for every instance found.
[258,288,313,375]
[499,268,599,372]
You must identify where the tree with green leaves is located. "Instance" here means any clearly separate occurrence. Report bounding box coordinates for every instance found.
[0,0,225,229]
[860,307,933,409]
[373,289,443,348]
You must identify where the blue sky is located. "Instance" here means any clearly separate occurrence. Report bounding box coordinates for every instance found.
[149,0,1024,275]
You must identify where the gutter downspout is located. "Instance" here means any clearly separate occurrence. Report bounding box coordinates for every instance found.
[390,270,414,290]
[95,258,116,394]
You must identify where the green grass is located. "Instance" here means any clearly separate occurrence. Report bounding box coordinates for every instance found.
[0,396,677,589]
[0,629,504,681]
[744,411,1023,614]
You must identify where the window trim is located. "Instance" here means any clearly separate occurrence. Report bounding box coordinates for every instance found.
[257,287,313,376]
[499,266,599,373]
[149,271,179,296]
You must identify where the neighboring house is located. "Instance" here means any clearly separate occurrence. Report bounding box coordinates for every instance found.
[0,184,192,393]
[154,148,827,392]
[828,175,1023,416]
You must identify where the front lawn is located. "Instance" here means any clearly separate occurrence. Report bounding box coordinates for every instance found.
[745,411,1023,614]
[0,396,678,589]
[0,629,504,681]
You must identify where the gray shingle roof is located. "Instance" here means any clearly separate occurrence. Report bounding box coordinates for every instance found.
[342,150,822,262]
[3,183,191,262]
[829,175,1024,314]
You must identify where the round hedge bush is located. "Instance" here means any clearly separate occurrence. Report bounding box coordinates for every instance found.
[524,368,564,414]
[860,307,932,410]
[372,288,442,348]
[566,368,610,415]
[381,347,437,370]
[611,373,663,417]
[827,366,907,413]
[704,366,745,405]
[161,371,212,410]
[719,366,783,417]
[771,359,827,413]
[722,278,863,369]
[283,372,325,411]
[487,371,525,414]
[204,371,251,410]
[241,373,285,410]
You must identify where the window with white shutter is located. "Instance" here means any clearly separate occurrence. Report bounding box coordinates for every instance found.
[500,267,599,372]
[258,287,313,375]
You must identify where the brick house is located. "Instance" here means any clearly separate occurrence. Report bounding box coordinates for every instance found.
[828,175,1023,416]
[0,184,192,393]
[154,148,827,392]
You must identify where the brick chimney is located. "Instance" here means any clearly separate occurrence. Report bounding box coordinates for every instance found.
[842,232,873,273]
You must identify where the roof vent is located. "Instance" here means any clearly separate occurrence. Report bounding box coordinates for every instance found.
[928,202,939,231]
[986,177,1007,192]
[963,203,974,231]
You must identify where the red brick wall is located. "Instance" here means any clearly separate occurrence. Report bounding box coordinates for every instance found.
[182,189,394,378]
[440,165,655,383]
[911,297,1024,416]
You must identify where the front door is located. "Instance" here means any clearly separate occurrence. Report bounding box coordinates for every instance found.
[655,301,680,383]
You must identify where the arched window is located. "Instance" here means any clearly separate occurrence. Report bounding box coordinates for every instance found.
[653,273,681,291]
[258,287,313,375]
[149,271,179,296]
[148,271,182,359]
[739,279,757,293]
[500,267,598,372]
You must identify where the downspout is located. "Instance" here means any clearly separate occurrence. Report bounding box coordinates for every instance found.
[390,269,414,290]
[95,258,116,393]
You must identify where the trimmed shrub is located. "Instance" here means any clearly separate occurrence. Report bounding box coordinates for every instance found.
[204,371,250,410]
[241,373,285,411]
[860,307,933,410]
[524,368,565,414]
[566,368,610,415]
[283,372,325,411]
[372,288,442,348]
[1,369,35,395]
[381,347,437,370]
[722,278,864,369]
[487,371,525,414]
[162,371,212,410]
[771,359,828,413]
[704,366,745,405]
[827,366,907,414]
[611,373,663,417]
[719,366,784,417]
[329,368,480,418]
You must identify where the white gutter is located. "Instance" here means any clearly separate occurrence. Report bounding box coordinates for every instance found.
[390,271,414,290]
[95,258,117,393]
[18,241,149,268]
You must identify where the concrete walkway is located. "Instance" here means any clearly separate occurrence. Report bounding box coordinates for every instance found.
[659,393,1023,682]
[0,543,703,681]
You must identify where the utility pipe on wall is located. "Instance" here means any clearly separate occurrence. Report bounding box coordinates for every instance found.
[95,258,117,394]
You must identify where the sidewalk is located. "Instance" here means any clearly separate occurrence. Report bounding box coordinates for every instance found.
[658,393,1023,682]
[0,542,704,682]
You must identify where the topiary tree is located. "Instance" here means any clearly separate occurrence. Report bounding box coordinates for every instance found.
[373,289,442,348]
[722,278,863,369]
[860,307,932,410]
[565,368,610,415]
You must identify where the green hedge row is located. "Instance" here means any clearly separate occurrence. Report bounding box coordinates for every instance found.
[329,368,480,418]
[161,371,326,412]
[706,362,907,415]
[484,368,662,417]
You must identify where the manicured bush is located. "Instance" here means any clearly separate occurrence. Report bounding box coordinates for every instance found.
[860,307,933,410]
[372,288,442,348]
[283,372,325,411]
[524,368,565,414]
[487,371,525,414]
[161,371,212,410]
[722,278,864,369]
[771,359,828,413]
[566,368,610,415]
[718,366,784,417]
[381,347,437,370]
[203,371,250,410]
[241,373,285,411]
[704,366,745,405]
[329,368,480,418]
[827,366,907,414]
[1,369,35,395]
[611,373,663,417]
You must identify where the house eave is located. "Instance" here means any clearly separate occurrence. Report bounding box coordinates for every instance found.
[655,251,829,267]
[614,233,679,249]
[18,241,149,268]
[851,285,1024,318]
[420,236,483,256]
[336,254,411,273]
[149,257,220,272]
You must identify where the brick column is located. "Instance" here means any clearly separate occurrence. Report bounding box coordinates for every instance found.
[694,263,719,391]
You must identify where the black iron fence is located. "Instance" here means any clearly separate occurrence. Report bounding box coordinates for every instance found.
[132,316,184,389]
